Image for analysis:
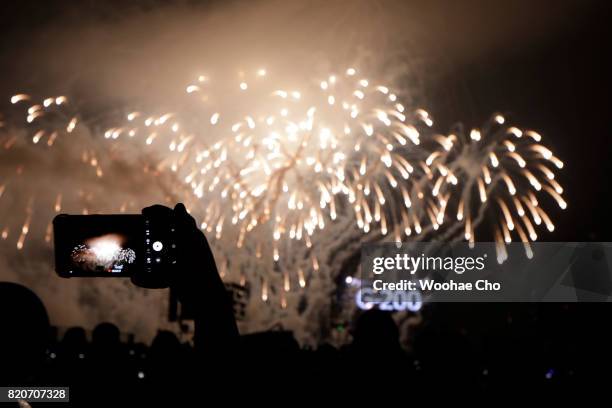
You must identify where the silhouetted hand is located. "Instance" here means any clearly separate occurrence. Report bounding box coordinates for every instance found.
[134,203,239,359]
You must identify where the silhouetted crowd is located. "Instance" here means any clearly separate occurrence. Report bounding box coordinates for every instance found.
[3,280,610,405]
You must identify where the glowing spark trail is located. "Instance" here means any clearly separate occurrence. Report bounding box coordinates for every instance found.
[1,66,567,308]
[105,67,436,275]
[424,114,566,263]
[0,94,178,254]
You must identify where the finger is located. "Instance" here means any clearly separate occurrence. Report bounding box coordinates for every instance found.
[174,202,197,229]
[173,203,215,266]
[142,204,173,218]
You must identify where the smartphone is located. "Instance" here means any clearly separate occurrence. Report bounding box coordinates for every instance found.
[53,213,176,284]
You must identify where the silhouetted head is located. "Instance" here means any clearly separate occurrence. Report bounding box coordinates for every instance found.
[0,282,50,382]
[352,309,400,351]
[92,322,120,349]
[150,330,181,355]
[62,326,87,350]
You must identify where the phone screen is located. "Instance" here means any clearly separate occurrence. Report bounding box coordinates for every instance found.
[53,214,144,277]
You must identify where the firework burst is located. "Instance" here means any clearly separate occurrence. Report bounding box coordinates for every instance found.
[105,67,435,271]
[424,114,566,262]
[0,93,179,252]
[0,94,100,249]
[1,67,567,309]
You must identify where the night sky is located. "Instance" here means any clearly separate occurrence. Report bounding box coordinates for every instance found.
[418,0,612,242]
[2,0,609,241]
[0,0,611,341]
